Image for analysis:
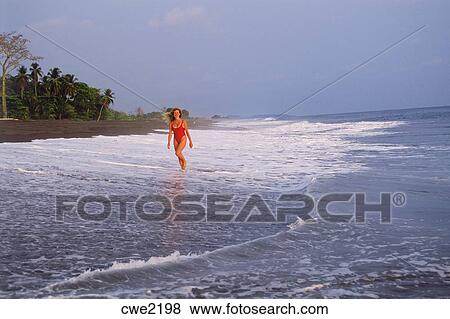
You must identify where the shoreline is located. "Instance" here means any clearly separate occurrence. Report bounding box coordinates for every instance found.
[0,118,215,143]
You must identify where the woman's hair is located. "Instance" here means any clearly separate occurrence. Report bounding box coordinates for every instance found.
[164,107,183,122]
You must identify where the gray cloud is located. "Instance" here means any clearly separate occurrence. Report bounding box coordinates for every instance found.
[148,6,206,28]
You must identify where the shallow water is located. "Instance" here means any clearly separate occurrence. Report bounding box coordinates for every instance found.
[0,106,449,298]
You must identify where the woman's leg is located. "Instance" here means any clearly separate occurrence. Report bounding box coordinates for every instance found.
[175,136,187,169]
[173,139,183,167]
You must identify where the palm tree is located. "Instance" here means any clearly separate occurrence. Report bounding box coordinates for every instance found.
[29,63,43,118]
[16,66,28,99]
[47,67,62,96]
[41,75,50,96]
[29,62,42,98]
[97,88,114,121]
[47,68,67,119]
[62,74,77,100]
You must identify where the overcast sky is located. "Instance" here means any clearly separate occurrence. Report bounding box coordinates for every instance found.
[3,0,450,117]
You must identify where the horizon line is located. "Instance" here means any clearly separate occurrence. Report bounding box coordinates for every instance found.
[228,104,450,119]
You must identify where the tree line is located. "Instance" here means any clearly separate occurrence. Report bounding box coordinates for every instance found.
[4,63,117,120]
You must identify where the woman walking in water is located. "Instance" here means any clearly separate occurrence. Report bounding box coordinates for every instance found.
[167,107,193,170]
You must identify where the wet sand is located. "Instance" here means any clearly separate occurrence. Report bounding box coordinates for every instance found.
[0,118,214,143]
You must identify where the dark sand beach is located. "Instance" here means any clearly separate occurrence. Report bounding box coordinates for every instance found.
[0,118,213,143]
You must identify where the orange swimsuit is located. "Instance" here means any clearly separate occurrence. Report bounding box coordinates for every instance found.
[172,121,186,143]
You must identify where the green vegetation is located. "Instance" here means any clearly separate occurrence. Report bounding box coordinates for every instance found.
[2,63,119,120]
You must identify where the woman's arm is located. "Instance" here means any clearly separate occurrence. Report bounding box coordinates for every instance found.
[167,122,172,149]
[184,120,193,148]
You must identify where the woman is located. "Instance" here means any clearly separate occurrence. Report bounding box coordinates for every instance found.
[167,107,193,170]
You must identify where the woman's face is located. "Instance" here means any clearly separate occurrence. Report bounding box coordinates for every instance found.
[173,109,181,119]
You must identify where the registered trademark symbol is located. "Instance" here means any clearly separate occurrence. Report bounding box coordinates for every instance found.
[392,192,406,207]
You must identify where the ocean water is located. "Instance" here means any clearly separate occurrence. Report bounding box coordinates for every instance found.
[0,106,449,298]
